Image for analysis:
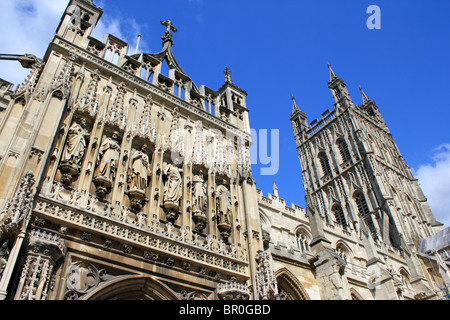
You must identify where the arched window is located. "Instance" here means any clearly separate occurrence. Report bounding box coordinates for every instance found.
[337,139,351,163]
[296,230,311,254]
[318,152,332,176]
[332,204,348,229]
[354,192,378,240]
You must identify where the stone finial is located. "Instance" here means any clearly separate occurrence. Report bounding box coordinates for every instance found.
[359,86,371,105]
[160,20,177,43]
[224,67,232,83]
[272,180,278,197]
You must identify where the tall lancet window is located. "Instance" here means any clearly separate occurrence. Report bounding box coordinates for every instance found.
[354,192,378,240]
[332,204,348,229]
[318,152,332,176]
[337,139,351,163]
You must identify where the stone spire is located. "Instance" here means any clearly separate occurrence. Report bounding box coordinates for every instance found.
[328,63,338,81]
[359,86,371,105]
[291,95,301,114]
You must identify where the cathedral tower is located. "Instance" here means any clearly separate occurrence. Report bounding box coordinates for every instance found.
[290,65,443,299]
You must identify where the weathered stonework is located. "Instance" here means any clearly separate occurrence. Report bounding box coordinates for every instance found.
[0,0,447,300]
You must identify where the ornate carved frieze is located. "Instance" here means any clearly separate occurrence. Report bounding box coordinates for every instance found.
[217,276,250,300]
[33,195,249,276]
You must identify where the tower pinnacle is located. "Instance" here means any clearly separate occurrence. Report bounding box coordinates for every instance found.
[291,95,301,114]
[328,63,338,81]
[359,86,371,104]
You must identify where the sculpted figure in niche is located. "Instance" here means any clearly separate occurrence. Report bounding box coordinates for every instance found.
[192,171,207,232]
[192,172,207,215]
[162,162,183,222]
[129,144,151,192]
[215,181,231,225]
[162,162,183,207]
[61,118,89,166]
[94,131,121,182]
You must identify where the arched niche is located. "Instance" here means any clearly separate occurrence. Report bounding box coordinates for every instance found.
[275,268,310,300]
[81,275,180,300]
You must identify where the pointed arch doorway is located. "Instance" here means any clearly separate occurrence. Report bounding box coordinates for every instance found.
[81,275,180,300]
[275,268,310,300]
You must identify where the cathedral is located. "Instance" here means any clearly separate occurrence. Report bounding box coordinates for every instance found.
[0,0,448,300]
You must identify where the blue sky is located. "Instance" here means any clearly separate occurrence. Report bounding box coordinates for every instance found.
[0,0,449,226]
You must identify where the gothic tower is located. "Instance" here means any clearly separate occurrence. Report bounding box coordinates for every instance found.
[0,0,266,300]
[290,65,443,299]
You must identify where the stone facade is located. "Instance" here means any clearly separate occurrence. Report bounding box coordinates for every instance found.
[0,0,448,300]
[0,0,261,300]
[287,64,448,299]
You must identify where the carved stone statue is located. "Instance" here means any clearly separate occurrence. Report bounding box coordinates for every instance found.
[62,118,88,166]
[60,118,89,185]
[162,162,183,222]
[192,173,207,215]
[127,144,151,212]
[215,181,232,242]
[93,131,121,197]
[129,144,151,192]
[215,182,231,225]
[192,172,207,232]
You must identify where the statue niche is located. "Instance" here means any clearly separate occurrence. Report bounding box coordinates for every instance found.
[162,162,183,223]
[93,131,121,198]
[215,180,232,242]
[59,118,90,185]
[127,144,152,212]
[192,171,207,233]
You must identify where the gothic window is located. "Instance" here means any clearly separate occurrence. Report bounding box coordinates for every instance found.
[296,232,310,254]
[295,228,311,254]
[318,152,332,176]
[332,205,348,229]
[337,139,351,163]
[354,193,378,240]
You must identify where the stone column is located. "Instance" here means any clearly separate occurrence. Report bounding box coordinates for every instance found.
[0,172,35,300]
[13,228,65,300]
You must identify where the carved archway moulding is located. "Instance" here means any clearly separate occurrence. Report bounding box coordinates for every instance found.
[81,274,180,300]
[275,267,310,300]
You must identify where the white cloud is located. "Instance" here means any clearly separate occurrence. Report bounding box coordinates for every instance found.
[0,0,67,85]
[0,0,150,86]
[413,143,450,228]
